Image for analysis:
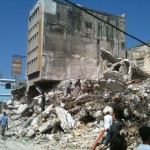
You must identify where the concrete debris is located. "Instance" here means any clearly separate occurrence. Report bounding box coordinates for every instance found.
[106,79,125,91]
[55,107,75,132]
[30,115,41,129]
[1,49,150,150]
[42,104,53,116]
[103,106,113,114]
[17,104,28,115]
[11,115,21,120]
[39,119,59,133]
[101,48,121,63]
[76,93,89,101]
[23,118,33,128]
[26,129,35,137]
[6,100,14,105]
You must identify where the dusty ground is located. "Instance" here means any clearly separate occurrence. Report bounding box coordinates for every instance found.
[0,138,46,150]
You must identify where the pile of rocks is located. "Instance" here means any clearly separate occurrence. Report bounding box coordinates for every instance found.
[1,50,150,150]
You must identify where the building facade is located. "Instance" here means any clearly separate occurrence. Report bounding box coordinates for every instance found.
[27,0,125,92]
[127,43,150,74]
[11,80,26,101]
[0,79,16,102]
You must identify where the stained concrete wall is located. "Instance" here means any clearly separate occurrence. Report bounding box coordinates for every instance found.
[27,0,125,89]
[128,44,150,74]
[41,1,125,81]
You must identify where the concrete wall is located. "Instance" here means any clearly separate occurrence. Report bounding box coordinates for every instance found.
[27,0,126,89]
[0,79,16,101]
[128,44,150,74]
[40,1,125,81]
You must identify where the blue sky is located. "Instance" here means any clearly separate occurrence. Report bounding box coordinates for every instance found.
[0,0,150,79]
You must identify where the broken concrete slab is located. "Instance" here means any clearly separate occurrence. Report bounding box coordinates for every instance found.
[31,115,42,129]
[103,106,113,114]
[26,129,35,137]
[11,115,21,120]
[106,79,125,92]
[17,104,28,115]
[101,48,121,63]
[64,101,75,110]
[68,106,81,115]
[131,66,150,79]
[98,80,107,90]
[39,119,59,133]
[42,104,53,116]
[6,100,13,105]
[55,107,75,132]
[76,93,89,101]
[104,70,122,81]
[23,118,33,128]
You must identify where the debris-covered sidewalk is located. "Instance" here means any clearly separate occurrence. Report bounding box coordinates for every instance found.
[0,137,46,150]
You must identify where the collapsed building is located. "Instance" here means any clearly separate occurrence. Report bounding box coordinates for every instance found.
[27,0,125,97]
[6,1,149,149]
[2,49,150,150]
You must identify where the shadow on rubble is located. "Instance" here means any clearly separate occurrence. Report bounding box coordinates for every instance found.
[79,110,96,124]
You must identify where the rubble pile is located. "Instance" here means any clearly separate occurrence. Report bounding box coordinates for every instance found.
[1,49,150,150]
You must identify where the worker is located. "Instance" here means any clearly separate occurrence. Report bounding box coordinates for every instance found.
[75,79,81,88]
[109,120,127,150]
[66,82,72,97]
[74,79,81,95]
[41,92,46,111]
[136,126,150,150]
[0,112,8,139]
[103,111,113,146]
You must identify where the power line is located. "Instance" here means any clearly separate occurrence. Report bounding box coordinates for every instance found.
[64,0,150,48]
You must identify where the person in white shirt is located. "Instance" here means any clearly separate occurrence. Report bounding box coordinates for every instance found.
[104,111,113,145]
[136,126,150,150]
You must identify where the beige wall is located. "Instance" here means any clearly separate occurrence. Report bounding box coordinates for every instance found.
[128,45,150,74]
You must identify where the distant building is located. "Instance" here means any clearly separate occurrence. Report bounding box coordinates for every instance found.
[127,42,150,74]
[11,80,26,101]
[27,0,125,93]
[0,79,16,102]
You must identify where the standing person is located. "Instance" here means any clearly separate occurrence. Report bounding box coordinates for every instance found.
[0,112,8,139]
[66,82,72,97]
[109,120,127,150]
[41,92,46,111]
[103,111,113,146]
[75,79,81,88]
[74,79,81,95]
[136,126,150,150]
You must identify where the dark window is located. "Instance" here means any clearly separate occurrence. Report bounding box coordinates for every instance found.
[85,22,92,29]
[97,23,102,36]
[136,58,144,67]
[121,42,125,50]
[84,33,91,38]
[5,83,11,89]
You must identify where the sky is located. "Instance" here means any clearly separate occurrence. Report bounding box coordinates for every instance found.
[0,0,150,79]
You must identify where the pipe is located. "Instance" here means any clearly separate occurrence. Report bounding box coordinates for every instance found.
[90,129,105,150]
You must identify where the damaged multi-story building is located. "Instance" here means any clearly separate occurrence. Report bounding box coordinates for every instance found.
[127,42,150,74]
[26,0,125,95]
